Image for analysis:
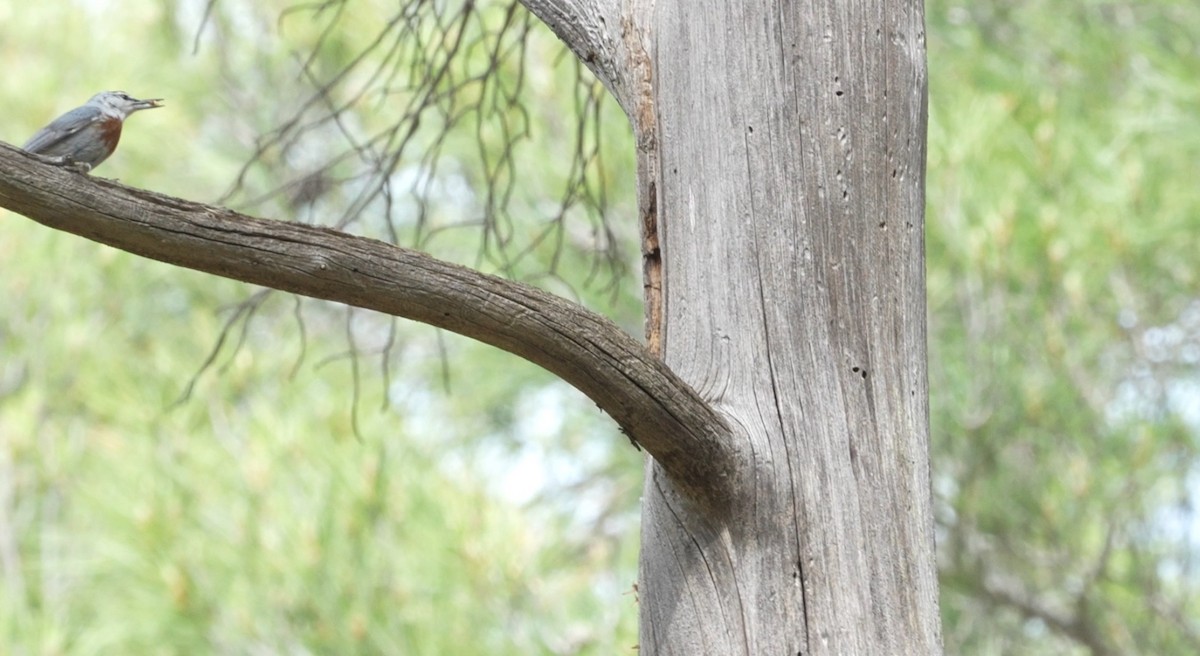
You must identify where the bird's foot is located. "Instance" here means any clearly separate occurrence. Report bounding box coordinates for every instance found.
[58,155,93,174]
[31,153,92,173]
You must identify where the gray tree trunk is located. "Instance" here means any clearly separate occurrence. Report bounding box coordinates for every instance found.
[644,1,938,652]
[528,0,941,652]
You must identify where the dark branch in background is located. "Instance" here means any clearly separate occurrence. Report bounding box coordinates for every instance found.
[0,146,737,510]
[174,288,272,405]
[942,508,1200,655]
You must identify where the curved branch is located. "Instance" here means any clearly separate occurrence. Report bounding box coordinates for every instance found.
[0,144,736,509]
[518,0,654,126]
[519,0,621,96]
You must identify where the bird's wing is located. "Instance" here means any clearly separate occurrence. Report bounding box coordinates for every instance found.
[22,106,104,153]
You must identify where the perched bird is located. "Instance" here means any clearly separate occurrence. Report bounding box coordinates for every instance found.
[22,91,163,172]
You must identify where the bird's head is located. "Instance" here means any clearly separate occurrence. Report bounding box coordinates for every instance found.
[87,91,164,118]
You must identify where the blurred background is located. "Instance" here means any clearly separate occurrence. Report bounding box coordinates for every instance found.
[0,0,1197,653]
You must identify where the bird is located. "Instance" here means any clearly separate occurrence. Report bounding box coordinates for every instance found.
[22,91,164,173]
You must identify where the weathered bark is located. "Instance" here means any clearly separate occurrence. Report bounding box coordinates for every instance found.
[0,144,736,508]
[646,0,938,651]
[530,0,941,652]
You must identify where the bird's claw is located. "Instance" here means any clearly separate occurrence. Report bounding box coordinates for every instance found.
[58,155,93,174]
[28,152,93,173]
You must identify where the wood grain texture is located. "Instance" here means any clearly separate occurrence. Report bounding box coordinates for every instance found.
[638,0,942,652]
[0,143,737,509]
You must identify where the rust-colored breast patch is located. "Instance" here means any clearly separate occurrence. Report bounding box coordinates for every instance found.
[94,115,123,152]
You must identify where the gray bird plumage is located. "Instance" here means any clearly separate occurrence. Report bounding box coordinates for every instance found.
[23,91,163,171]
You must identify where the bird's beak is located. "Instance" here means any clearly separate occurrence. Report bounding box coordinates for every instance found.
[133,98,165,111]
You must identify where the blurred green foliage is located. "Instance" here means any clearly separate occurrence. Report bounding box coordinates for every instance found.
[1,0,1198,654]
[928,1,1200,653]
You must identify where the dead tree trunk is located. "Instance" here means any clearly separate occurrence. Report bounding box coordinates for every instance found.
[528,0,941,652]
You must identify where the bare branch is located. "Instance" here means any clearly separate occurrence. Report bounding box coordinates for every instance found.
[517,0,622,100]
[175,288,273,405]
[0,144,738,510]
